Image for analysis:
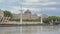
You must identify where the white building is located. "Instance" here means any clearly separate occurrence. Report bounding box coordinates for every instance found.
[12,9,39,19]
[0,9,4,21]
[12,9,48,20]
[39,14,48,18]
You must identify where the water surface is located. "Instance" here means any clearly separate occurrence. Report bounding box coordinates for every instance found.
[0,25,60,34]
[22,25,60,34]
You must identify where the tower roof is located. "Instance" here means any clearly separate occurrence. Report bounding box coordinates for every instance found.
[39,14,48,18]
[24,9,31,14]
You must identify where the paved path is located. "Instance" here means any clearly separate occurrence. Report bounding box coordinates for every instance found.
[0,21,41,24]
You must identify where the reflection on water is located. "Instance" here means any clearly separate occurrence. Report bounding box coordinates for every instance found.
[0,27,21,34]
[0,25,60,34]
[22,25,60,34]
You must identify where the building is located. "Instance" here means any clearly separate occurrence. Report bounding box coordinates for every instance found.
[0,9,4,21]
[39,14,48,19]
[12,9,39,19]
[12,9,48,20]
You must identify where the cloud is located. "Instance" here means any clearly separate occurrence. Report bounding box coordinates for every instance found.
[22,0,58,6]
[0,0,5,2]
[12,6,41,11]
[24,0,51,3]
[45,8,57,11]
[41,2,57,6]
[11,6,57,12]
[24,0,39,3]
[0,0,60,16]
[21,2,57,6]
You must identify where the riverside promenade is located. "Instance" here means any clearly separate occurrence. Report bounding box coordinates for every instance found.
[0,21,41,24]
[0,21,53,26]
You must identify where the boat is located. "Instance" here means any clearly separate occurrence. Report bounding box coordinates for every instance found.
[53,21,60,25]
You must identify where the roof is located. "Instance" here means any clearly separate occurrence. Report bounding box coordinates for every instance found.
[39,14,48,18]
[24,9,31,14]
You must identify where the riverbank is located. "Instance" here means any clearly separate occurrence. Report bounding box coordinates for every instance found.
[0,21,55,26]
[0,24,54,27]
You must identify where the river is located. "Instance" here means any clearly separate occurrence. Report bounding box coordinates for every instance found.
[0,25,60,34]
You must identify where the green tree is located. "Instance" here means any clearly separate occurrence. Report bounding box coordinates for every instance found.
[48,16,60,22]
[3,10,12,17]
[43,18,50,24]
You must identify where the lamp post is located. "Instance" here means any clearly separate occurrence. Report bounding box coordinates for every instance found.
[41,14,43,24]
[40,8,43,24]
[19,10,24,24]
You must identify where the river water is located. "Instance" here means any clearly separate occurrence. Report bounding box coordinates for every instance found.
[0,25,60,34]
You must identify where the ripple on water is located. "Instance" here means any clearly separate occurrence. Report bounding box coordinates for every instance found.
[0,25,60,34]
[0,26,21,34]
[22,25,60,34]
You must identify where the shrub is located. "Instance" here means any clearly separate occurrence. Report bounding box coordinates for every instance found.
[9,18,20,22]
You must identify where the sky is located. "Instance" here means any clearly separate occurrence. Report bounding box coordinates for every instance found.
[0,0,60,16]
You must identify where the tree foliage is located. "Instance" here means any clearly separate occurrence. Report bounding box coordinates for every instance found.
[3,10,12,17]
[43,16,60,23]
[48,16,60,21]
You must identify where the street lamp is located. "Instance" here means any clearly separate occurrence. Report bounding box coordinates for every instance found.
[40,8,43,24]
[40,14,43,24]
[19,10,24,24]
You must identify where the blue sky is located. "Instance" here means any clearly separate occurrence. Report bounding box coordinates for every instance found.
[0,0,60,16]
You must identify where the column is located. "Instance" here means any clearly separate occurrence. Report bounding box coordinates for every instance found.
[19,10,24,24]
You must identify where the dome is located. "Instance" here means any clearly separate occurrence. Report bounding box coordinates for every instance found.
[24,9,31,14]
[39,14,48,18]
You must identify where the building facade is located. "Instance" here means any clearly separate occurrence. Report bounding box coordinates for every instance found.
[0,9,4,21]
[12,9,48,20]
[39,14,48,19]
[12,9,39,19]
